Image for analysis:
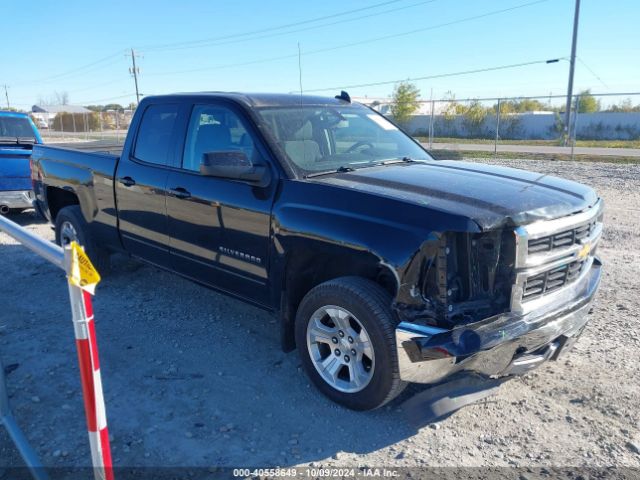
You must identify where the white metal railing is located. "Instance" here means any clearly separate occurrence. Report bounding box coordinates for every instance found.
[0,214,113,480]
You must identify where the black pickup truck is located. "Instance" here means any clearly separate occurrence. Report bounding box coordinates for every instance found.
[31,92,603,411]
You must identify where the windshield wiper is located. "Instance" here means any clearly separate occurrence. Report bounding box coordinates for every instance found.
[379,156,417,165]
[304,158,420,178]
[304,165,356,178]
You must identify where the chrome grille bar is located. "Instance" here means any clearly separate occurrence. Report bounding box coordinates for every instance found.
[511,200,604,313]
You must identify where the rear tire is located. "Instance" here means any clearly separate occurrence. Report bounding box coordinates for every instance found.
[295,276,406,411]
[54,205,110,274]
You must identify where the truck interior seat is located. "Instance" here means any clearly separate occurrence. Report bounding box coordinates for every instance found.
[194,124,232,162]
[284,140,322,168]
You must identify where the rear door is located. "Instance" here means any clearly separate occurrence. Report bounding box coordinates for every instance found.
[166,102,276,305]
[115,103,183,267]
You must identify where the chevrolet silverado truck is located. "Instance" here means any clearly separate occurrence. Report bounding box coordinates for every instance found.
[0,110,42,214]
[31,92,603,411]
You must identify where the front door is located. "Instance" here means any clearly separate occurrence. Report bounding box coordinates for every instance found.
[166,103,275,305]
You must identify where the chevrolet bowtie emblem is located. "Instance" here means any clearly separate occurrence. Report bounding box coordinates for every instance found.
[578,243,591,259]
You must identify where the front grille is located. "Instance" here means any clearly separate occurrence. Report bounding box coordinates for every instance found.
[512,201,603,312]
[528,219,597,254]
[522,259,587,300]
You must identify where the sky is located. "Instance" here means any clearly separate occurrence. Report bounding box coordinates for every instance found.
[1,0,638,110]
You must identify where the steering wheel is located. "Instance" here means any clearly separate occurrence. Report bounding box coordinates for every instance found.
[346,141,375,154]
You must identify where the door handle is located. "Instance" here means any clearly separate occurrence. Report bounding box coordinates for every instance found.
[169,187,191,200]
[119,176,136,187]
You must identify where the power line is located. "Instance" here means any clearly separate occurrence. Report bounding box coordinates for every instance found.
[305,59,561,92]
[143,0,437,52]
[145,0,550,78]
[75,93,136,105]
[141,0,407,51]
[61,79,130,95]
[143,52,298,77]
[8,2,421,91]
[377,91,640,104]
[13,52,125,87]
[577,56,610,90]
[302,0,550,56]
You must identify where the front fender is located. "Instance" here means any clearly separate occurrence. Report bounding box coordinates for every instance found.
[271,180,481,305]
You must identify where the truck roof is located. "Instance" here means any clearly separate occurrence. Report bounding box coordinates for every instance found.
[0,110,29,117]
[143,92,354,108]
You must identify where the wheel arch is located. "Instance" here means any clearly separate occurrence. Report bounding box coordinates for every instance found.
[46,186,80,222]
[277,242,399,352]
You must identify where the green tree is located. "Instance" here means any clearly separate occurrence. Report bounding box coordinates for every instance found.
[390,81,420,126]
[54,112,100,131]
[442,91,459,120]
[607,98,640,112]
[495,98,547,113]
[103,103,124,112]
[576,90,600,113]
[461,99,489,137]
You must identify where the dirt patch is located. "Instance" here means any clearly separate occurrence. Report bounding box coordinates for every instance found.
[1,159,639,470]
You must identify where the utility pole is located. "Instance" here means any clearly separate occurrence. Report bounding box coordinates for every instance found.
[3,85,9,109]
[128,48,141,105]
[563,0,581,145]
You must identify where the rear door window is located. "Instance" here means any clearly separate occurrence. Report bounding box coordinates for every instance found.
[133,104,179,166]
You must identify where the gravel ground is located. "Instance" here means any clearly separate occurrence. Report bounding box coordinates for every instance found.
[1,159,639,473]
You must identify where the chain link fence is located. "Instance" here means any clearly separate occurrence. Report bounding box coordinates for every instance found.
[31,109,134,144]
[27,92,640,159]
[371,91,640,158]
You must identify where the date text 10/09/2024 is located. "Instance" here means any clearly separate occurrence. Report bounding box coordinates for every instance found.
[232,468,400,477]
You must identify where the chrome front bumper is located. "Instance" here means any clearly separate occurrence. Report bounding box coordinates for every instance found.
[396,257,601,384]
[0,190,34,210]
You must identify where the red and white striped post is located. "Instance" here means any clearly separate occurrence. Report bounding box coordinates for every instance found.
[0,216,115,479]
[65,247,114,480]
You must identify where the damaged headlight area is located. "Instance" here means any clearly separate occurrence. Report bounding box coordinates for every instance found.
[396,229,515,328]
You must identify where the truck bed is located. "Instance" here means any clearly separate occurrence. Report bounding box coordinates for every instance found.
[31,142,122,249]
[45,140,123,156]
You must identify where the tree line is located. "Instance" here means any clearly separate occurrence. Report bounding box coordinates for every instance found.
[389,82,640,126]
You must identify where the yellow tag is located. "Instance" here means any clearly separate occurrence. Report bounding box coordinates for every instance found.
[68,241,101,295]
[577,243,591,260]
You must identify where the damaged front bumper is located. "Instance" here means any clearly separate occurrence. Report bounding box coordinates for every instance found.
[396,256,601,384]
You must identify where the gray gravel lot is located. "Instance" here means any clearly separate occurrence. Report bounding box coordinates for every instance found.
[1,158,639,471]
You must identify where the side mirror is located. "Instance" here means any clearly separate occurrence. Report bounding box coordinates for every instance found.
[200,151,271,187]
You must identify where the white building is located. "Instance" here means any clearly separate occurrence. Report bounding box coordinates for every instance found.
[352,96,452,116]
[31,104,92,126]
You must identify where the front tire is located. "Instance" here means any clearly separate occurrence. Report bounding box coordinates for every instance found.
[54,205,110,273]
[295,276,406,410]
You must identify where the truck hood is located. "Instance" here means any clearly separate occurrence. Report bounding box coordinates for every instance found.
[0,147,32,191]
[310,160,599,230]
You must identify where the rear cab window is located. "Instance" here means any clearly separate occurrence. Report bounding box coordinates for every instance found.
[0,115,38,139]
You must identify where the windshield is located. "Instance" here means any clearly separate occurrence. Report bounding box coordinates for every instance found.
[256,105,432,174]
[0,116,36,140]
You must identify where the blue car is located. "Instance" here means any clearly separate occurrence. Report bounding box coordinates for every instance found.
[0,111,42,214]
